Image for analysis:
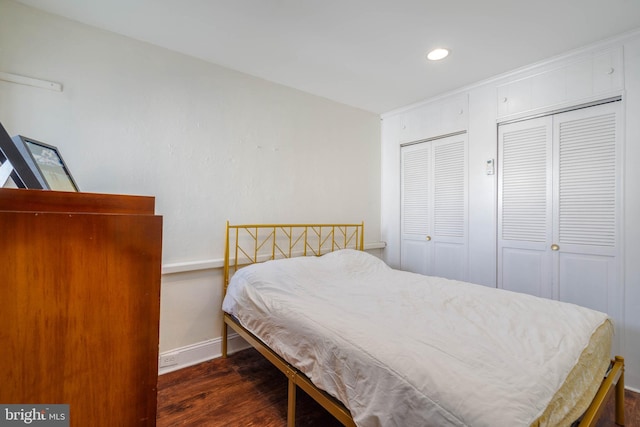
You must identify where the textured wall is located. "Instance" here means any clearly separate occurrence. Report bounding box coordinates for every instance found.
[0,0,381,352]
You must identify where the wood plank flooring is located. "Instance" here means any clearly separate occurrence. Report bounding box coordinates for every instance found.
[157,348,639,426]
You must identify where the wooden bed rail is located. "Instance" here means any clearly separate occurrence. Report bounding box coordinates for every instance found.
[578,355,625,426]
[223,313,356,427]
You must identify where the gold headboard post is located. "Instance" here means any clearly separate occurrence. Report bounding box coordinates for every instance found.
[223,221,230,291]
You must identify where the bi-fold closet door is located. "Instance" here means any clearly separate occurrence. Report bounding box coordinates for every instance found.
[498,101,622,346]
[400,133,468,280]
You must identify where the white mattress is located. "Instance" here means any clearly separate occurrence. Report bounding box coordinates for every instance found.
[222,249,611,427]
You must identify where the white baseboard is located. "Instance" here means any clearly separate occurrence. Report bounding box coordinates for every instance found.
[158,333,250,375]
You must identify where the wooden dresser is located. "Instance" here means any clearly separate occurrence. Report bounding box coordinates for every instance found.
[0,188,162,426]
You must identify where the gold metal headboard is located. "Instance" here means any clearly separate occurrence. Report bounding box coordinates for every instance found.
[223,222,364,292]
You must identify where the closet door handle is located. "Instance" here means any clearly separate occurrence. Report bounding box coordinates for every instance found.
[426,236,432,241]
[551,244,559,251]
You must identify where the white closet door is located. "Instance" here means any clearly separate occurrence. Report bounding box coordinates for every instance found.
[401,134,468,279]
[401,142,431,274]
[431,135,468,280]
[552,102,621,323]
[498,117,553,297]
[498,101,622,352]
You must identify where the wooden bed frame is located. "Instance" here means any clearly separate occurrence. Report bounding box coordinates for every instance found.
[220,222,625,427]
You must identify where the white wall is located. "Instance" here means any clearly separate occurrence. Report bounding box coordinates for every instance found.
[0,0,381,361]
[381,31,640,390]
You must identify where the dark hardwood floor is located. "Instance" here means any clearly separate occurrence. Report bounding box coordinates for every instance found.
[157,348,342,427]
[157,348,639,426]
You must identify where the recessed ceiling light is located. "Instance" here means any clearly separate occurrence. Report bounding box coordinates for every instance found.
[427,48,449,61]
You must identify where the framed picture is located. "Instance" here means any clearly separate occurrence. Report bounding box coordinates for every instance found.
[0,122,79,191]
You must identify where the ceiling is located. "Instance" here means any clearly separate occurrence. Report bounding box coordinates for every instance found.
[14,0,640,114]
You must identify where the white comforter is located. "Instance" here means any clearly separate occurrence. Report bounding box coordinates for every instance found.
[222,249,610,427]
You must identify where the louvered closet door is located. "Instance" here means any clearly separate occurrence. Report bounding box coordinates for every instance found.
[498,117,553,297]
[401,142,431,275]
[552,102,621,323]
[498,101,622,349]
[431,135,467,280]
[401,134,468,279]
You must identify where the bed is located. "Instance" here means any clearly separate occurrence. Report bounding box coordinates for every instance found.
[220,222,625,427]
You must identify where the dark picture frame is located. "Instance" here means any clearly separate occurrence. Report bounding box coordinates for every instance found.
[0,122,79,191]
